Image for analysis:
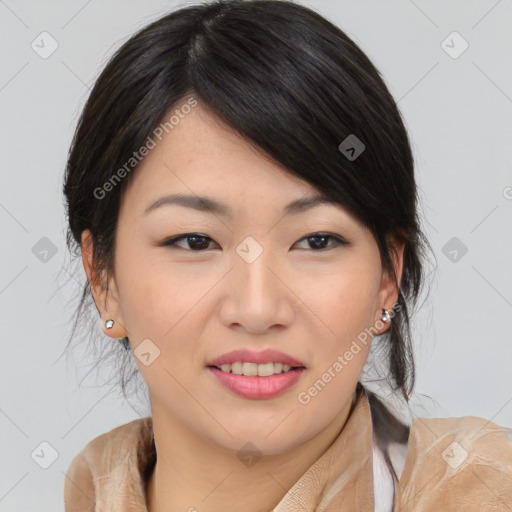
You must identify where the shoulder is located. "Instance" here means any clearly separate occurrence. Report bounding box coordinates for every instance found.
[395,414,512,511]
[63,417,151,512]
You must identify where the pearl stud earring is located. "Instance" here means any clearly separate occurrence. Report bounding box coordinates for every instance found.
[381,308,391,323]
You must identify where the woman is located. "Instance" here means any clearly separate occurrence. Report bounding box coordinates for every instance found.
[62,1,512,510]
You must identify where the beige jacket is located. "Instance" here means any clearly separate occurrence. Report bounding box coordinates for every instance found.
[63,386,512,511]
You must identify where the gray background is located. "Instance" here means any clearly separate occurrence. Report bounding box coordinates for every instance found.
[1,0,511,510]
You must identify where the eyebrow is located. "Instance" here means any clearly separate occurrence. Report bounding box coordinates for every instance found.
[144,193,341,218]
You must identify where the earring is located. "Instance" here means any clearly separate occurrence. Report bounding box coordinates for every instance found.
[381,308,391,323]
[105,319,115,329]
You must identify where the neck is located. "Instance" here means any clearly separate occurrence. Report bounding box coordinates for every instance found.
[146,390,358,512]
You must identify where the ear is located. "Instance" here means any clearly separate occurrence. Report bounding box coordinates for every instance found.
[81,229,128,339]
[374,236,405,334]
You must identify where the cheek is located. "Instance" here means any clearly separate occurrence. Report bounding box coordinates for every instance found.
[114,233,192,341]
[114,225,169,306]
[298,257,381,343]
[114,237,212,380]
[294,263,378,424]
[337,271,379,330]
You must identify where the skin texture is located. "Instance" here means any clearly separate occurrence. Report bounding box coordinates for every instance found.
[81,99,404,512]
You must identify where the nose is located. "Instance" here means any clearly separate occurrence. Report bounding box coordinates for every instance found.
[220,245,294,334]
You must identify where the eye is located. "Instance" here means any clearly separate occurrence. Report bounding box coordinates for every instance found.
[161,232,348,252]
[162,233,218,251]
[295,232,348,251]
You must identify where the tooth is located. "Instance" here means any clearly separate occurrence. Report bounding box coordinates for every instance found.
[257,362,275,377]
[231,362,243,375]
[215,361,296,375]
[242,362,258,376]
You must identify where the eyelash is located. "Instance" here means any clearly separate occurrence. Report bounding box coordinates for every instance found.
[161,232,349,252]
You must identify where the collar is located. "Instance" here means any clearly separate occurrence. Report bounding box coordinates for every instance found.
[272,383,376,511]
[69,383,512,511]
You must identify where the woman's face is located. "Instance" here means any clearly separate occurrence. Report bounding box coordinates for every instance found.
[83,100,402,455]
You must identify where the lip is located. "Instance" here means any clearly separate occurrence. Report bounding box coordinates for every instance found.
[206,348,306,368]
[207,366,306,399]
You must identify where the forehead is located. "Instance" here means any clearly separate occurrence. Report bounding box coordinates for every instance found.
[121,102,317,211]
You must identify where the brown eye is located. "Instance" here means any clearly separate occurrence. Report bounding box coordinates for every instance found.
[295,233,348,251]
[162,233,217,251]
